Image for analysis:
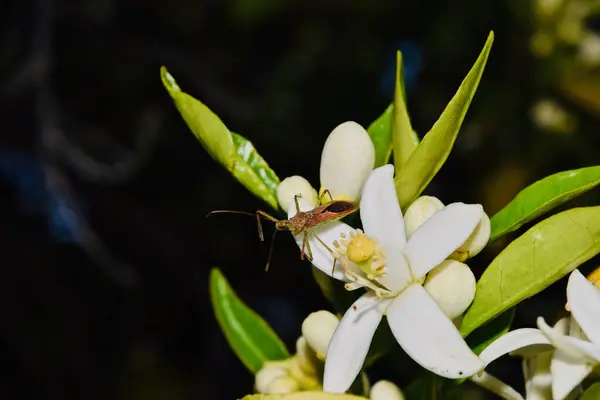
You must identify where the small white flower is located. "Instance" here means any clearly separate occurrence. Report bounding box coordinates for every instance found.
[288,164,486,393]
[403,196,445,238]
[255,362,290,394]
[276,121,375,211]
[370,380,405,400]
[478,269,600,400]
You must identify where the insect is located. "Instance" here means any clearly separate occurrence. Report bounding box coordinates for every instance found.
[206,190,358,271]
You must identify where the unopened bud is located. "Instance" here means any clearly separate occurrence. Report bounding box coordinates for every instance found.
[255,364,288,394]
[424,260,476,320]
[404,196,445,238]
[277,176,318,213]
[320,121,375,203]
[301,310,340,360]
[370,380,405,400]
[450,210,490,261]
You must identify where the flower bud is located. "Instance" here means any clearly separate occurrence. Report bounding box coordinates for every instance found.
[424,260,476,320]
[320,121,375,203]
[277,176,318,213]
[266,376,299,394]
[403,196,445,238]
[301,310,340,360]
[450,209,490,262]
[370,380,405,400]
[255,363,288,394]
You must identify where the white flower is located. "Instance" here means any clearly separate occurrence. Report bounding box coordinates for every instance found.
[478,269,600,400]
[288,164,487,393]
[277,121,375,211]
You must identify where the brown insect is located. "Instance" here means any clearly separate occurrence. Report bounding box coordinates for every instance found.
[206,190,358,271]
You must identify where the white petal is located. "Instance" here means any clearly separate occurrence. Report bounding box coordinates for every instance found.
[469,371,524,400]
[551,349,592,400]
[320,121,375,203]
[523,351,553,400]
[479,329,551,366]
[288,198,353,281]
[301,310,340,359]
[537,317,600,362]
[403,203,482,280]
[370,380,405,400]
[360,165,411,291]
[277,175,318,212]
[386,284,483,378]
[323,293,388,394]
[567,269,600,345]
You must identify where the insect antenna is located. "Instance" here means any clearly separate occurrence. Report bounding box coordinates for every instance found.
[264,229,279,272]
[205,210,256,218]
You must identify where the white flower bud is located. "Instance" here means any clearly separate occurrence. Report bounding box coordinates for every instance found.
[301,310,340,360]
[450,209,490,261]
[266,376,299,394]
[424,260,476,320]
[255,364,288,394]
[403,196,445,238]
[320,121,375,203]
[277,176,318,213]
[370,380,405,400]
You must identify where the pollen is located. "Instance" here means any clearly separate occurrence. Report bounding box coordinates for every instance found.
[347,230,377,264]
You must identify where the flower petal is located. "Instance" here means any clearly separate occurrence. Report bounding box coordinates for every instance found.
[551,349,592,400]
[567,269,600,345]
[469,371,524,400]
[323,293,388,394]
[403,203,482,279]
[479,328,551,366]
[537,317,600,362]
[320,121,375,203]
[360,165,411,291]
[288,197,352,281]
[386,284,483,378]
[522,351,552,400]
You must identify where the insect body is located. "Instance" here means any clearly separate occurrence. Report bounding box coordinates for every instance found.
[206,190,357,271]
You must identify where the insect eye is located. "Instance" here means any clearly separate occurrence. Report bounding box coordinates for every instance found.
[325,201,354,214]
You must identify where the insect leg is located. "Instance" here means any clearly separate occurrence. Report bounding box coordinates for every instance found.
[320,189,334,204]
[304,233,313,261]
[293,193,303,214]
[255,210,280,242]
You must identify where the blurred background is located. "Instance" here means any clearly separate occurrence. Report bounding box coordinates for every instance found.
[1,0,599,398]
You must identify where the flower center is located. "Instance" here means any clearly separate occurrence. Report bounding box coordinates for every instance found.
[333,229,391,297]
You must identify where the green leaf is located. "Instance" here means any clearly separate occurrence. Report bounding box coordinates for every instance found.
[161,67,280,210]
[490,166,600,242]
[394,31,494,209]
[231,133,280,209]
[367,104,393,168]
[581,383,600,400]
[464,308,515,354]
[210,268,289,373]
[239,393,368,400]
[392,51,417,168]
[461,206,600,336]
[161,66,237,169]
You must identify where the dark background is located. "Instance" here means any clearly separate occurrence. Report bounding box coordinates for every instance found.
[1,0,599,399]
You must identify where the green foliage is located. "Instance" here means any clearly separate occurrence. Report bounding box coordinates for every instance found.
[394,31,494,209]
[367,104,394,168]
[490,166,600,241]
[392,51,418,168]
[461,206,600,336]
[464,308,515,354]
[581,383,600,400]
[210,268,289,373]
[161,67,280,210]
